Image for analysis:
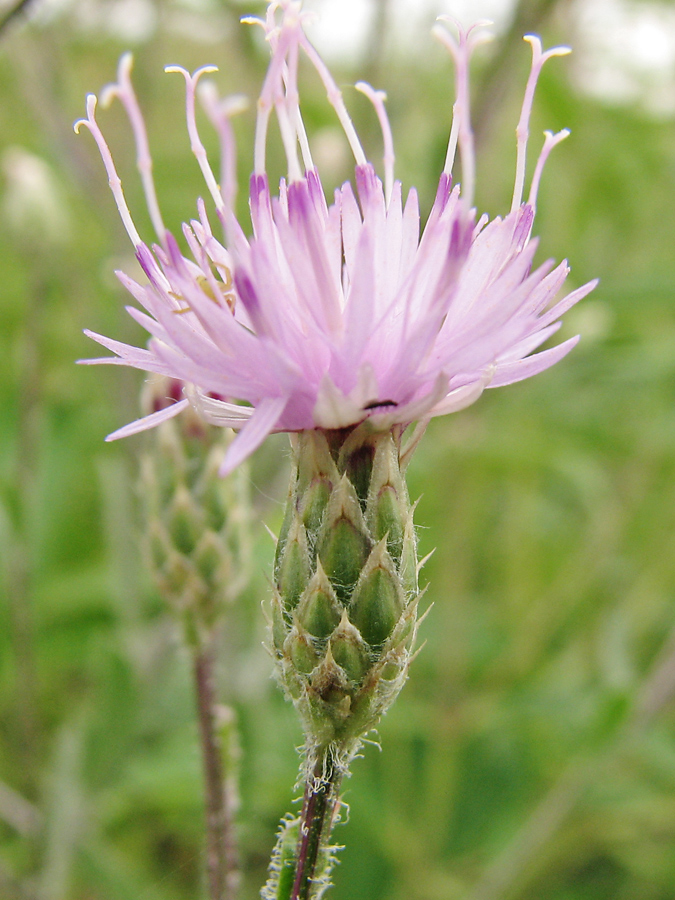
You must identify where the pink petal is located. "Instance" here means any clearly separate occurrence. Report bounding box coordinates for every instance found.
[219,396,287,475]
[489,335,580,387]
[105,398,190,441]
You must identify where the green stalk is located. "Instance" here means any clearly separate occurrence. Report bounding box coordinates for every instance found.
[264,424,425,899]
[290,755,341,900]
[193,642,239,900]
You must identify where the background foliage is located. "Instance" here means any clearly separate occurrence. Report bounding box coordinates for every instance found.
[2,0,675,898]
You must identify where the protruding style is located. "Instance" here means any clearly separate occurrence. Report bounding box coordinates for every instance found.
[77,1,596,477]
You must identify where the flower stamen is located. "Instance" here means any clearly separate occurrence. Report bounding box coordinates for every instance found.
[434,18,491,209]
[165,65,225,214]
[355,82,395,208]
[101,53,167,245]
[74,94,142,248]
[171,272,235,315]
[297,32,367,168]
[528,128,570,210]
[77,0,595,475]
[511,36,571,212]
[198,84,247,213]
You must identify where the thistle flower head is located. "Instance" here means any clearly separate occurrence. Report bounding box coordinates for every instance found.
[77,1,597,474]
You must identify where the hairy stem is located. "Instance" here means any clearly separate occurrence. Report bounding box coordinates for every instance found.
[193,644,239,900]
[290,755,341,900]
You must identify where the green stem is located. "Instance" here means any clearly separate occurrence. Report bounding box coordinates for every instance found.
[290,754,341,900]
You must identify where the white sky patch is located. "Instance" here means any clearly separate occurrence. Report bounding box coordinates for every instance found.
[403,0,516,30]
[305,0,517,61]
[41,0,158,41]
[165,8,229,44]
[571,0,675,115]
[104,0,157,42]
[24,0,75,27]
[305,0,375,61]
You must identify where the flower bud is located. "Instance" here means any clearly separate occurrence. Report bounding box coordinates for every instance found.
[139,375,251,643]
[271,423,422,763]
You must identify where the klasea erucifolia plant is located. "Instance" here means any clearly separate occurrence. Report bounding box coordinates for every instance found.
[77,3,597,897]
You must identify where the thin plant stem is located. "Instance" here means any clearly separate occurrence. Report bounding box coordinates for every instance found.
[193,642,239,900]
[290,754,341,900]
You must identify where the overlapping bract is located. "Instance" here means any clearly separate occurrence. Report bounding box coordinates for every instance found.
[139,375,252,640]
[77,0,596,474]
[271,426,421,754]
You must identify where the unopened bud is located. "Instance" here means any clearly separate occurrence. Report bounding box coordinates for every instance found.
[271,424,424,765]
[139,375,252,643]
